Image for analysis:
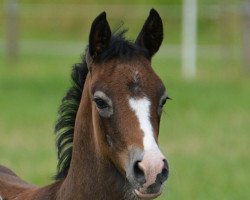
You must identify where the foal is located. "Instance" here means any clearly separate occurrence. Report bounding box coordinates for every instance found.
[0,9,170,200]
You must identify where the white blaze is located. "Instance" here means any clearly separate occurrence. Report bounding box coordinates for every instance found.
[129,97,160,152]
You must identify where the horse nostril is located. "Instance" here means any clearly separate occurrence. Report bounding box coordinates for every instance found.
[133,161,146,185]
[161,167,168,180]
[161,159,169,182]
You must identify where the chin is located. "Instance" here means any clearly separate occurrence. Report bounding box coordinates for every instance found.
[124,180,164,200]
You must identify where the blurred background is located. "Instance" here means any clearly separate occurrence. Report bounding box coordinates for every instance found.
[0,0,249,199]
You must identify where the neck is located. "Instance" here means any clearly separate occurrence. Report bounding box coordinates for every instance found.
[56,76,126,200]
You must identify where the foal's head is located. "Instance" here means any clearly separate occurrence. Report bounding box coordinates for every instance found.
[86,9,169,199]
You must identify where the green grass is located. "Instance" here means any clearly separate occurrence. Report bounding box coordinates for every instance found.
[0,51,249,199]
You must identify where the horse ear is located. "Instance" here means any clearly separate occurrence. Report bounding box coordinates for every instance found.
[89,12,111,58]
[135,9,163,58]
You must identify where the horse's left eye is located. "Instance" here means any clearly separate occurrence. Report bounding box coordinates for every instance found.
[160,98,167,108]
[158,97,171,115]
[160,97,171,108]
[94,97,109,109]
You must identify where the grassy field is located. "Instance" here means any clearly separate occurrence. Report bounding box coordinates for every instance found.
[1,1,250,199]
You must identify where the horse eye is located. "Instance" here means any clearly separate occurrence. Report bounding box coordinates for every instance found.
[160,99,167,107]
[160,97,171,108]
[94,97,109,109]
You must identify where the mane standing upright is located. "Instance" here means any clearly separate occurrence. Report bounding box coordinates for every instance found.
[0,9,170,200]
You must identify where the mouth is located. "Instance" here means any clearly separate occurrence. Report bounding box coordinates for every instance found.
[134,189,162,199]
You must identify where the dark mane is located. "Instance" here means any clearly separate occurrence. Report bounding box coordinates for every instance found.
[54,61,88,180]
[54,29,149,180]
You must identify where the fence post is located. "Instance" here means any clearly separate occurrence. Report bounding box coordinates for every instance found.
[242,0,250,73]
[5,0,20,61]
[182,0,198,79]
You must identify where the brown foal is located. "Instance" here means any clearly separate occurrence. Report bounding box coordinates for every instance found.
[0,9,170,200]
